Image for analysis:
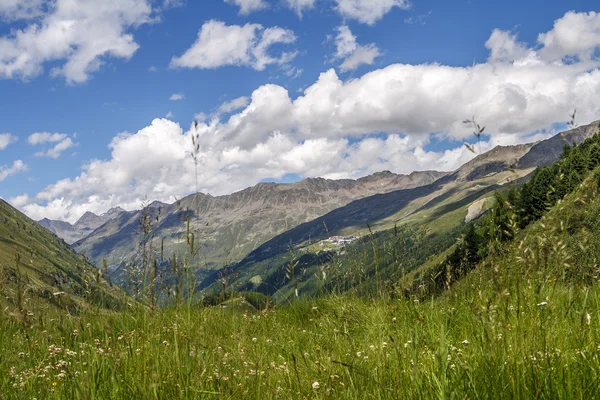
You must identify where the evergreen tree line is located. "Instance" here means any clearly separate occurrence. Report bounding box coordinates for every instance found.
[418,131,600,295]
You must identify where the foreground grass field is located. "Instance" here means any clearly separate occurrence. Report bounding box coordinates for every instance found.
[2,274,600,399]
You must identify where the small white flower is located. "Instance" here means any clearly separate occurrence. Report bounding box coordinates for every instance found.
[537,301,548,307]
[312,381,320,390]
[252,337,257,343]
[462,340,470,345]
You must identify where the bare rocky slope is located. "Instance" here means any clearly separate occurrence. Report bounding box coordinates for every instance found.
[70,170,446,272]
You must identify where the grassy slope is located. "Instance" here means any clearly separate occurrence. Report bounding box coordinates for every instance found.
[3,165,600,399]
[0,199,127,314]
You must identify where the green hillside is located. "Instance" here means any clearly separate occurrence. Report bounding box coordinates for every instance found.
[0,199,127,315]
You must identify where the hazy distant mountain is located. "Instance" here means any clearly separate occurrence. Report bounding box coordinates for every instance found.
[71,170,446,272]
[39,207,127,245]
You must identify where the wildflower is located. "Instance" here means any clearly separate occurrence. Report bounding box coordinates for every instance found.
[312,381,320,390]
[18,352,24,359]
[586,313,591,326]
[392,317,397,323]
[162,341,169,346]
[462,340,470,346]
[537,301,548,307]
[252,338,257,343]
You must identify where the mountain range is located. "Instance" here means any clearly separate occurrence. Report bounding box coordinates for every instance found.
[33,120,600,294]
[42,170,445,272]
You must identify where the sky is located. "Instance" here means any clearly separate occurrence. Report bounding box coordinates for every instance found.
[0,0,599,223]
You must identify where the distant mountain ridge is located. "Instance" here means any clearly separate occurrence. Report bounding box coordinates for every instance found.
[198,120,600,293]
[39,207,128,245]
[36,120,600,287]
[66,170,446,272]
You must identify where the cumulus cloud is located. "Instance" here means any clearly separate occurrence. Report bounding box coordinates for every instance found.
[0,0,154,84]
[0,0,45,21]
[332,26,381,71]
[334,0,410,25]
[217,96,250,114]
[17,11,600,222]
[28,132,74,158]
[169,93,185,101]
[0,160,27,182]
[28,132,67,145]
[34,138,75,159]
[223,0,267,15]
[538,11,600,62]
[485,29,530,63]
[0,133,17,150]
[170,20,297,71]
[332,25,381,72]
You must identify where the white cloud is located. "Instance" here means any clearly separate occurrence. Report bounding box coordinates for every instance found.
[0,133,17,150]
[217,96,250,114]
[8,193,30,208]
[538,11,600,62]
[166,111,174,119]
[0,0,45,21]
[284,0,316,16]
[0,160,27,182]
[194,112,208,121]
[486,29,529,63]
[170,20,297,71]
[223,0,267,15]
[16,11,600,222]
[334,0,410,25]
[28,132,67,145]
[169,93,185,101]
[34,138,75,159]
[339,45,381,71]
[0,0,154,84]
[332,25,381,72]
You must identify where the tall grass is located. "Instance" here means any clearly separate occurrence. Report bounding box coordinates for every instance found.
[2,275,599,399]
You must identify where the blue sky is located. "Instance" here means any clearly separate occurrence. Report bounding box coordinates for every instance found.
[0,0,599,222]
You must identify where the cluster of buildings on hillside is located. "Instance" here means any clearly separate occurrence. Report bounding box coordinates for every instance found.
[320,235,360,247]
